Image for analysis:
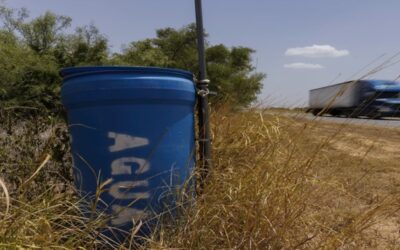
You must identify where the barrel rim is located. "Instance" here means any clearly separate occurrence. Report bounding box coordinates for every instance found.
[60,66,194,81]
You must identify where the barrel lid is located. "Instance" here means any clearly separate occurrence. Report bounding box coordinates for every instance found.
[60,66,194,81]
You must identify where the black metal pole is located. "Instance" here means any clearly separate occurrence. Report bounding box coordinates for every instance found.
[194,0,212,190]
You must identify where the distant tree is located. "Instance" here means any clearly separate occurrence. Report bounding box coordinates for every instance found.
[1,3,265,111]
[17,11,71,54]
[113,24,265,106]
[0,30,22,98]
[0,6,65,111]
[0,29,60,110]
[54,24,109,67]
[0,5,108,112]
[112,39,169,66]
[0,6,108,66]
[0,8,71,54]
[0,4,28,32]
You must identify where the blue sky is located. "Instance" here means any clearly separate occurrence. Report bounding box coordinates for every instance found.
[4,0,400,106]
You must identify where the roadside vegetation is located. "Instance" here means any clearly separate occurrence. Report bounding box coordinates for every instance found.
[0,3,399,249]
[1,108,400,248]
[0,4,264,112]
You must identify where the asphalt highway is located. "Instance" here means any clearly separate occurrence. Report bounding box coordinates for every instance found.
[281,112,400,128]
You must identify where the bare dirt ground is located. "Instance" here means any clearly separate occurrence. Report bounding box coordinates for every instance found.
[294,116,400,249]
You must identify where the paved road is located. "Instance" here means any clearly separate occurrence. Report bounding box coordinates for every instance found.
[281,112,400,128]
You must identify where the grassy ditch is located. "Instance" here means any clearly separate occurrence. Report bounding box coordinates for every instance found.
[0,108,399,249]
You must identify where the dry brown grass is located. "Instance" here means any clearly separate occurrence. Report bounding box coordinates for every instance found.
[0,108,399,249]
[149,108,400,249]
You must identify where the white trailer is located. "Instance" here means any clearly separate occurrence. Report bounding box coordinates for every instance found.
[308,80,400,118]
[309,81,362,109]
[308,81,364,116]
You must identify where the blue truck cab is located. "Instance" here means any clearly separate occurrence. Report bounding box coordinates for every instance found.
[361,80,400,117]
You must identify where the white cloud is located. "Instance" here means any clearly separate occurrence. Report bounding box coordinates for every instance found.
[285,44,349,58]
[284,62,324,69]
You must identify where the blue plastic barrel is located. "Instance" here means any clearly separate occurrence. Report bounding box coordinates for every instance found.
[60,66,196,238]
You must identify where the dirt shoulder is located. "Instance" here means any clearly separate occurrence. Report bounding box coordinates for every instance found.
[292,116,400,248]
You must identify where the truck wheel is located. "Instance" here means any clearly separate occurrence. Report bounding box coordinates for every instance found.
[330,110,341,117]
[312,109,321,116]
[344,111,357,118]
[368,113,381,119]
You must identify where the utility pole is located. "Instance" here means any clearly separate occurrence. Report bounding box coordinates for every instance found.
[194,0,212,191]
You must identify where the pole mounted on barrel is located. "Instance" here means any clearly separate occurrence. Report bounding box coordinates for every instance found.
[194,0,212,190]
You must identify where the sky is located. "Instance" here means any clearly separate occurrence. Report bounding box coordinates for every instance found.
[4,0,400,107]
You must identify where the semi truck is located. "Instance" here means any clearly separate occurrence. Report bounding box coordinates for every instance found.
[307,80,400,118]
